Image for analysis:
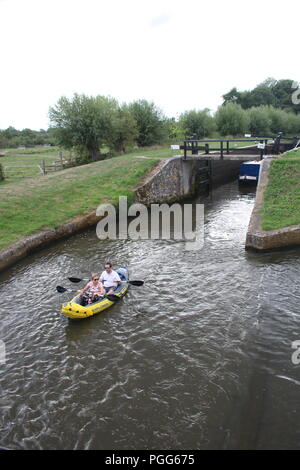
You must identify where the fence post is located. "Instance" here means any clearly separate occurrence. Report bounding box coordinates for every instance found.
[0,163,4,181]
[220,141,224,159]
[41,160,46,175]
[260,140,264,160]
[58,151,64,170]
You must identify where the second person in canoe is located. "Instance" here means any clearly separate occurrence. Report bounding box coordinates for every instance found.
[100,262,122,296]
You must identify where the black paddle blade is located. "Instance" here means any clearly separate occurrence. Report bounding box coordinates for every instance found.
[68,277,83,283]
[56,285,68,293]
[129,280,144,286]
[106,294,122,302]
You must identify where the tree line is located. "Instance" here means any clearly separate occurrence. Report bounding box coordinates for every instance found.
[0,127,55,148]
[222,78,300,112]
[1,78,299,159]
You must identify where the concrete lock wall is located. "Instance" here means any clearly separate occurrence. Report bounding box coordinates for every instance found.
[134,157,199,205]
[134,156,242,205]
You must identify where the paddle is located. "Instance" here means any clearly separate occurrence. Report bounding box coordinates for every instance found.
[56,285,121,302]
[56,285,77,293]
[68,276,144,286]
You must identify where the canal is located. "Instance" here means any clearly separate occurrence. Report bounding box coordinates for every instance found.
[1,181,300,450]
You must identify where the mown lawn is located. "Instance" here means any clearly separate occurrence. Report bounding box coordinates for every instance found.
[0,146,60,182]
[0,145,180,184]
[0,154,160,251]
[261,148,300,231]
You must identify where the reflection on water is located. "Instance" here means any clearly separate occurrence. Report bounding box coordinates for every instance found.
[1,182,300,449]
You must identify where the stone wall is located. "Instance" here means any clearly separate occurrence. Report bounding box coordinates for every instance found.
[134,157,201,205]
[135,156,243,205]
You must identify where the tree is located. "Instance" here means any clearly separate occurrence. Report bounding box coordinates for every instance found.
[179,109,215,138]
[246,106,271,136]
[164,117,184,141]
[249,84,276,108]
[49,94,119,160]
[222,87,241,105]
[272,79,300,112]
[126,100,165,147]
[110,106,138,153]
[2,126,19,140]
[222,78,300,113]
[215,103,249,136]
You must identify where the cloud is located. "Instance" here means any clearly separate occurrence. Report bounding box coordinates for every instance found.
[149,12,172,28]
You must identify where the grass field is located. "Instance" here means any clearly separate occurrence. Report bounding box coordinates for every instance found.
[0,145,179,184]
[261,148,300,231]
[0,151,163,251]
[0,146,61,182]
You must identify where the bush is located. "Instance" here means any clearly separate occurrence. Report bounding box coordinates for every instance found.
[179,109,215,138]
[246,106,271,135]
[126,100,166,147]
[215,103,249,136]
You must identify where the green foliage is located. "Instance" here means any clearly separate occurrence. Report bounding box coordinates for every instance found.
[179,108,215,138]
[49,94,120,161]
[110,106,138,154]
[0,127,55,148]
[215,103,249,136]
[223,78,300,113]
[126,100,166,147]
[163,117,184,141]
[246,106,272,135]
[3,77,300,157]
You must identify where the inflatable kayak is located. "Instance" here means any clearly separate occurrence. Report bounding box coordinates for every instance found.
[61,266,129,319]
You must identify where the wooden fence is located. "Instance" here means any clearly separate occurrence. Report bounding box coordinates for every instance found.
[2,153,67,179]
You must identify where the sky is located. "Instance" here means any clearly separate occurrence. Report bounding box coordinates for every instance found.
[1,0,300,130]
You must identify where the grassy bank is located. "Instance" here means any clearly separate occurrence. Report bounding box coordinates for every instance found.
[0,146,61,182]
[261,148,300,231]
[0,145,179,184]
[0,153,162,251]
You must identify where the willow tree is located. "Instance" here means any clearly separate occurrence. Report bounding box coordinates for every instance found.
[49,94,119,160]
[215,103,249,136]
[126,100,166,147]
[179,108,215,138]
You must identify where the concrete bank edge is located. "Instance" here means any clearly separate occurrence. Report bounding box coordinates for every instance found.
[0,211,104,273]
[245,158,300,250]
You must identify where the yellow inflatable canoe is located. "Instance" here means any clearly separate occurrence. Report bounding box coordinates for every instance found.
[61,267,129,319]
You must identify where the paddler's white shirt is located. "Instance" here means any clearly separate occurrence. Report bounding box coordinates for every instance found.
[100,270,121,288]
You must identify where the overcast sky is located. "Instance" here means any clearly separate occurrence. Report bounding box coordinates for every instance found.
[1,0,299,130]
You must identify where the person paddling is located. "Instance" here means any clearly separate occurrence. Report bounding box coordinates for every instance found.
[100,262,121,296]
[78,273,105,305]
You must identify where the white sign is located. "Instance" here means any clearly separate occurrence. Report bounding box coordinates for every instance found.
[170,145,180,150]
[245,134,252,138]
[257,143,265,149]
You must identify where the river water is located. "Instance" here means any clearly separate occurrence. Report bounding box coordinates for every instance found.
[1,181,300,450]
